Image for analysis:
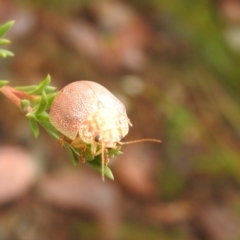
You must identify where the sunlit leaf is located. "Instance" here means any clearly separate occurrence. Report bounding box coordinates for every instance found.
[0,49,14,58]
[0,39,10,45]
[0,21,14,38]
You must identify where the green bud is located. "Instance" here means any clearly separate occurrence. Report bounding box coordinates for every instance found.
[20,99,30,112]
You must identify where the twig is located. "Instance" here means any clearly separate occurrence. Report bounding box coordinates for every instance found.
[11,88,37,101]
[0,86,33,113]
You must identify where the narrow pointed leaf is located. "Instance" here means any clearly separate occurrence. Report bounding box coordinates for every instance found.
[0,21,14,37]
[16,84,57,94]
[88,156,114,180]
[0,39,10,45]
[0,49,14,58]
[28,74,51,94]
[34,91,48,115]
[83,146,95,161]
[41,124,60,140]
[44,86,57,93]
[28,117,39,138]
[36,113,60,140]
[65,145,79,166]
[15,85,38,92]
[46,92,58,109]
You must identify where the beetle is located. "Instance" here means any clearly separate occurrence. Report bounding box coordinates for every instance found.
[49,81,160,181]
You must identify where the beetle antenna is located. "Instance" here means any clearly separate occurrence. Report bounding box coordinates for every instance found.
[120,138,161,145]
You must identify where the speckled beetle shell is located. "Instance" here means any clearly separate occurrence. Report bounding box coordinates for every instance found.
[49,81,131,180]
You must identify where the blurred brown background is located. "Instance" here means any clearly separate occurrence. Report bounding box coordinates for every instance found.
[1,0,240,239]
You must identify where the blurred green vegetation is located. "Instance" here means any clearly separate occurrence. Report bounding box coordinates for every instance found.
[129,0,240,202]
[120,222,188,240]
[131,0,240,90]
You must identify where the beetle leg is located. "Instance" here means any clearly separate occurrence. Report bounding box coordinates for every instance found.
[93,144,110,181]
[91,142,98,156]
[104,149,110,164]
[58,135,65,147]
[92,142,108,181]
[79,144,87,163]
[69,138,87,163]
[128,119,133,127]
[79,149,86,163]
[58,135,73,146]
[71,136,86,148]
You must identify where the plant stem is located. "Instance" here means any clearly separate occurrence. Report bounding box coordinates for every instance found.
[0,86,33,113]
[11,88,37,101]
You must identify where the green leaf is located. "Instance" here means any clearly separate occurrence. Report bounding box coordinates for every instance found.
[27,115,39,138]
[41,124,60,140]
[44,86,57,93]
[0,39,10,45]
[15,85,38,92]
[83,146,95,161]
[34,91,48,115]
[15,84,57,94]
[104,166,114,180]
[36,112,61,140]
[20,99,30,112]
[65,144,79,166]
[0,21,14,38]
[108,146,122,157]
[0,80,9,88]
[28,74,51,95]
[0,49,14,58]
[88,157,114,180]
[45,92,58,109]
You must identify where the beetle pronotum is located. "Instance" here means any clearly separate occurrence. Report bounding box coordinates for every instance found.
[49,81,161,181]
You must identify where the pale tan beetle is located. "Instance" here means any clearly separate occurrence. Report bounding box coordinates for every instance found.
[49,81,160,181]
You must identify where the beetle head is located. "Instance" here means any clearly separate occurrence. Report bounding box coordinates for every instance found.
[79,108,130,147]
[77,108,131,181]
